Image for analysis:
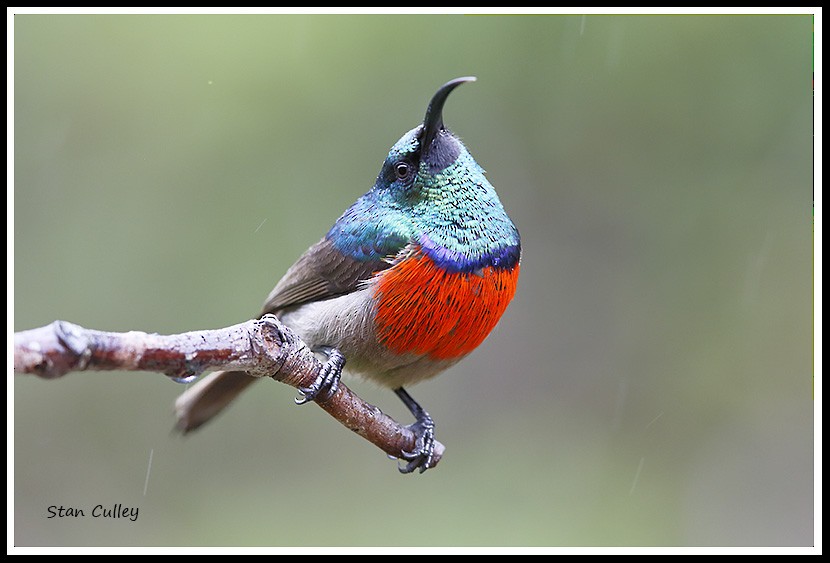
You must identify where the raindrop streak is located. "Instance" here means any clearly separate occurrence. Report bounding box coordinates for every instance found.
[254,218,268,233]
[143,449,154,496]
[606,21,625,70]
[645,411,664,429]
[611,376,629,433]
[743,232,771,307]
[629,456,645,496]
[580,15,586,36]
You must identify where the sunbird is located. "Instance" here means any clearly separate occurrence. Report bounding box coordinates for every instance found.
[175,77,521,473]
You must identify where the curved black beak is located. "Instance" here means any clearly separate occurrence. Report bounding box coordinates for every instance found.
[421,76,476,157]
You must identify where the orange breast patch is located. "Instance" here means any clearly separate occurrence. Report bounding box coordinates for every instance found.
[374,251,519,360]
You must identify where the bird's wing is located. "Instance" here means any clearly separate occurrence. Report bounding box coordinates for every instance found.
[261,237,398,314]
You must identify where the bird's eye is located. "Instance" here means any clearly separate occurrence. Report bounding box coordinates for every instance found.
[394,161,411,180]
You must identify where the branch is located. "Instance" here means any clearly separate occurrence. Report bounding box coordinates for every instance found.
[13,315,443,469]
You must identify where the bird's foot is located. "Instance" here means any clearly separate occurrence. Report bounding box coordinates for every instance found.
[397,413,436,474]
[295,346,344,405]
[393,387,436,474]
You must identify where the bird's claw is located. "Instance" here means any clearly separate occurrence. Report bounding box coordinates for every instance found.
[295,347,344,405]
[397,417,436,474]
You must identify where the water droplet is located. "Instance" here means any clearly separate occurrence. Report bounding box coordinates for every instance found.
[171,375,198,384]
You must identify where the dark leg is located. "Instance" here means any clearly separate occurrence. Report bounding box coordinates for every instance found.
[295,346,344,405]
[394,387,436,474]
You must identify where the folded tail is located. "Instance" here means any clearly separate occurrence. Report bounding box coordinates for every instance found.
[174,370,258,433]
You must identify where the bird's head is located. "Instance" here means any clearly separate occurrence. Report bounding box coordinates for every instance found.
[373,77,481,207]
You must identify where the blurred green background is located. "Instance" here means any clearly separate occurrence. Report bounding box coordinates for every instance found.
[13,14,814,548]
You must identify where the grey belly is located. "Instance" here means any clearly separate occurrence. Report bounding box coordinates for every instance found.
[277,288,460,389]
